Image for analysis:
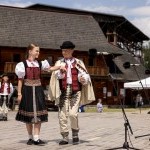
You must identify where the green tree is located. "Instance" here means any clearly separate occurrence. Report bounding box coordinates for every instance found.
[143,42,150,69]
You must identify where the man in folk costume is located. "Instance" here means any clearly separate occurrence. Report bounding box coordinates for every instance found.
[49,41,95,145]
[0,74,13,120]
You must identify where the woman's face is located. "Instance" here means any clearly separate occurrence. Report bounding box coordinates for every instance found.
[3,76,9,82]
[29,47,40,59]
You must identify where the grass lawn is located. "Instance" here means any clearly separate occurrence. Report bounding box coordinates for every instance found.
[84,106,150,113]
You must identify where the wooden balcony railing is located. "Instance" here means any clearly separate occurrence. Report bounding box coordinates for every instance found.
[4,62,109,76]
[4,62,17,73]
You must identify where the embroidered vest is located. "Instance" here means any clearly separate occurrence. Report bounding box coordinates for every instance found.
[59,61,81,92]
[0,80,10,94]
[23,60,42,80]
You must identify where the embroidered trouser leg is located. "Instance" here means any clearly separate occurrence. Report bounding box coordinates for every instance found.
[59,85,81,137]
[69,91,81,131]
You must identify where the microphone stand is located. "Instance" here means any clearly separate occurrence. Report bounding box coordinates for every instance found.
[131,65,150,139]
[132,65,150,105]
[106,75,140,150]
[100,53,140,150]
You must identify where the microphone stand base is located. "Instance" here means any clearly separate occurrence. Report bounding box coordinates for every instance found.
[123,142,129,149]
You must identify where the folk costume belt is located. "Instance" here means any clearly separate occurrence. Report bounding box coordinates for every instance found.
[24,79,41,86]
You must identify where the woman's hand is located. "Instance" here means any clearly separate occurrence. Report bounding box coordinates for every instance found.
[17,95,22,104]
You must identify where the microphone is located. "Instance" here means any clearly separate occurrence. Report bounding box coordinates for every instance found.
[123,62,140,69]
[130,64,140,66]
[97,52,109,55]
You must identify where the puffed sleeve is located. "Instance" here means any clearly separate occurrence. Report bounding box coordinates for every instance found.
[15,62,25,79]
[41,60,50,70]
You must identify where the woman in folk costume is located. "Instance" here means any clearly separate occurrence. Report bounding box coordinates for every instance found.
[49,41,95,145]
[15,44,65,146]
[0,74,13,120]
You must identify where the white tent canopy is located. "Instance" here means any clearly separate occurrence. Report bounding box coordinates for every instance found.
[124,77,150,89]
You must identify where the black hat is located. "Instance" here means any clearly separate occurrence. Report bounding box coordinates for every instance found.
[60,41,75,49]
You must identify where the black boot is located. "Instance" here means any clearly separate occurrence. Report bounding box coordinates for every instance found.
[59,140,68,145]
[59,132,69,145]
[34,139,45,146]
[72,129,79,145]
[27,139,34,145]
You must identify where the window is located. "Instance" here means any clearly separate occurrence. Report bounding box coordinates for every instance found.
[47,56,53,65]
[13,54,20,62]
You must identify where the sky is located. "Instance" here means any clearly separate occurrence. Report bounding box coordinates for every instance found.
[0,0,150,43]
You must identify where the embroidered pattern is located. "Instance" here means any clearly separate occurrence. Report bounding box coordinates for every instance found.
[17,110,47,117]
[59,85,80,109]
[24,79,41,86]
[70,91,80,108]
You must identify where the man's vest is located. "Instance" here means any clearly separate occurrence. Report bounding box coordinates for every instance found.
[59,61,82,92]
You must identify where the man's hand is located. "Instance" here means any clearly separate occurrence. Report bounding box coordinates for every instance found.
[60,66,66,73]
[80,76,86,85]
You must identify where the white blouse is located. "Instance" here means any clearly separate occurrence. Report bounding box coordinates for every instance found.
[15,60,50,79]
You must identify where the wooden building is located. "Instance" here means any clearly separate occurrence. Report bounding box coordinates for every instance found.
[0,4,149,105]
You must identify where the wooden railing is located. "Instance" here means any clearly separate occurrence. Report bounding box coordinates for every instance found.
[4,62,17,73]
[4,62,109,76]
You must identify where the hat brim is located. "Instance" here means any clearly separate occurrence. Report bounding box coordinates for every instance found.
[60,45,75,49]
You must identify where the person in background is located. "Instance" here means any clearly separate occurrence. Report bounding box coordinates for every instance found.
[97,98,103,113]
[0,74,13,120]
[49,41,95,145]
[78,105,85,112]
[135,94,143,108]
[15,44,65,146]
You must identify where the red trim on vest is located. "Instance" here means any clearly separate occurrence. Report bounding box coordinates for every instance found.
[59,61,81,92]
[0,80,10,94]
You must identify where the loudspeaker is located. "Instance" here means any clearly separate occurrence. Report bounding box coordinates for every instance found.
[145,70,150,74]
[89,49,97,57]
[123,62,130,69]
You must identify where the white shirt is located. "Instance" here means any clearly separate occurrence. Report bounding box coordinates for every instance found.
[56,59,90,85]
[65,58,74,84]
[97,102,103,112]
[15,60,50,79]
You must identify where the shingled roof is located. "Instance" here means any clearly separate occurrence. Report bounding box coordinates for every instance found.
[112,52,149,81]
[0,5,148,81]
[27,3,149,42]
[0,5,125,54]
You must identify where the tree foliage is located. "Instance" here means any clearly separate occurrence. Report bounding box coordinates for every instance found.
[142,42,150,69]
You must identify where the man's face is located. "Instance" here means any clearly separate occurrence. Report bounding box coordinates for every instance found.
[62,49,74,59]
